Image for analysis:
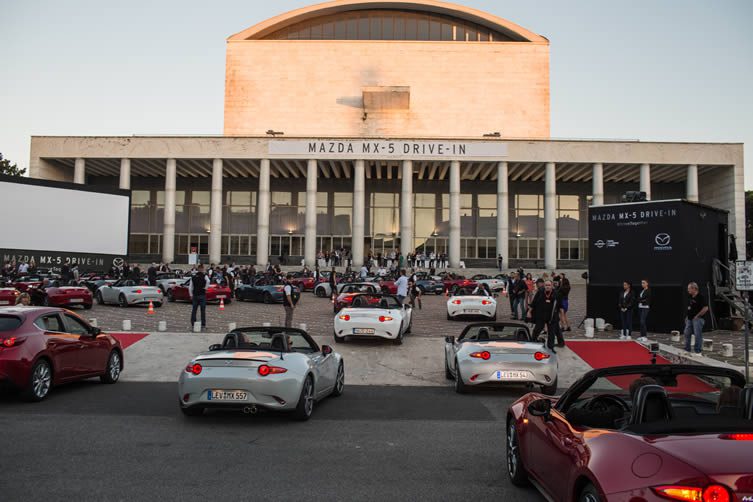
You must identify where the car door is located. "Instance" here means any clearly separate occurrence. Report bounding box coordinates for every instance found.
[102,282,119,303]
[62,313,108,375]
[34,313,79,381]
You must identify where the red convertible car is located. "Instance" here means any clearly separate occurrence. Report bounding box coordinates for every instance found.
[0,307,123,401]
[167,279,233,304]
[28,283,93,309]
[440,275,478,294]
[0,287,21,306]
[506,364,752,502]
[333,283,379,313]
[11,275,45,292]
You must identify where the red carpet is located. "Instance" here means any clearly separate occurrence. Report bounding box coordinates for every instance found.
[110,333,149,350]
[567,340,714,392]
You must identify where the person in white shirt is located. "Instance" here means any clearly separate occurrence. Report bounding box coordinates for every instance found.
[359,265,369,280]
[18,262,29,275]
[395,269,409,304]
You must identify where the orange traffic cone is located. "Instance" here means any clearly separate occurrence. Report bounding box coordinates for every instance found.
[219,298,225,311]
[147,301,155,315]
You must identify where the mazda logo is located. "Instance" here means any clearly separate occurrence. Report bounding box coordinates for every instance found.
[594,240,605,249]
[112,258,124,267]
[224,360,232,366]
[655,233,671,246]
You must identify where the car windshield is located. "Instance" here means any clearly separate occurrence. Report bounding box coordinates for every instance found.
[222,329,316,353]
[460,325,530,342]
[158,274,178,279]
[562,368,750,434]
[0,315,22,332]
[17,277,42,282]
[349,295,401,309]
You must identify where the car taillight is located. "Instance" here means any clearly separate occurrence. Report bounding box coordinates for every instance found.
[651,485,730,502]
[470,351,491,360]
[185,363,202,375]
[534,352,550,361]
[720,433,753,440]
[2,337,20,348]
[452,299,461,304]
[378,316,393,322]
[258,365,287,376]
[135,289,142,294]
[481,300,492,305]
[339,314,350,321]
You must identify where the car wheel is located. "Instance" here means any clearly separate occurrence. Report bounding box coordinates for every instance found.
[447,312,453,321]
[454,359,467,394]
[381,286,390,295]
[43,296,50,307]
[96,291,105,305]
[579,484,602,502]
[541,377,558,396]
[293,375,315,421]
[445,358,454,380]
[333,331,345,343]
[180,400,204,417]
[491,313,497,321]
[405,317,412,335]
[100,350,121,384]
[118,294,128,308]
[394,325,404,345]
[315,288,326,298]
[507,421,530,486]
[167,290,175,302]
[331,362,345,397]
[263,292,273,304]
[22,359,52,402]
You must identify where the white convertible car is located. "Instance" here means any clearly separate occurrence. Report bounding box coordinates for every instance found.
[446,290,497,320]
[333,294,413,345]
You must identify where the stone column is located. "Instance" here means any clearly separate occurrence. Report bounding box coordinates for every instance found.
[592,163,604,206]
[352,160,366,268]
[544,162,557,270]
[449,161,461,268]
[256,159,271,266]
[119,158,131,190]
[400,160,414,259]
[209,159,223,265]
[640,163,651,200]
[162,159,177,264]
[304,159,318,267]
[73,158,85,184]
[686,164,699,202]
[496,162,509,270]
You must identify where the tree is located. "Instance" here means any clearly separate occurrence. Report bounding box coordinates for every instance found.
[0,153,26,176]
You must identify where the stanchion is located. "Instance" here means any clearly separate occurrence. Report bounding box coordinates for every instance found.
[158,321,167,332]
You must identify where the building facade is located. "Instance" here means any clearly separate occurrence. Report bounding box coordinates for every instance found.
[28,0,745,269]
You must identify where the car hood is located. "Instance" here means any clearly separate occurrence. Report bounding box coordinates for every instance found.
[644,434,753,477]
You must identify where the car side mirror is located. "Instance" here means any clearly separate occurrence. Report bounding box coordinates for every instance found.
[208,344,222,351]
[445,336,455,343]
[89,327,102,336]
[528,399,552,418]
[322,345,333,356]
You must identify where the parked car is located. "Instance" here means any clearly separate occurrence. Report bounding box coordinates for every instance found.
[333,294,413,345]
[155,272,184,294]
[95,279,164,308]
[332,283,379,313]
[0,307,123,401]
[28,283,93,310]
[235,279,300,304]
[168,279,232,304]
[0,287,21,306]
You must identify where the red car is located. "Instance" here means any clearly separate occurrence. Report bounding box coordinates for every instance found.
[506,364,753,502]
[168,279,233,304]
[28,283,93,310]
[289,274,318,292]
[11,275,45,292]
[333,283,379,313]
[0,307,123,401]
[441,275,478,294]
[366,277,398,294]
[0,287,21,306]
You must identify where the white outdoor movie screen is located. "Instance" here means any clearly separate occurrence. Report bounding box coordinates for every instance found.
[0,180,129,256]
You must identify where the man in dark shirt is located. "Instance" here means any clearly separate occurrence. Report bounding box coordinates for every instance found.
[684,282,708,355]
[189,264,210,331]
[527,280,564,351]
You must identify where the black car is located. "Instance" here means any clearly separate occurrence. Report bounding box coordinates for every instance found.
[235,279,301,304]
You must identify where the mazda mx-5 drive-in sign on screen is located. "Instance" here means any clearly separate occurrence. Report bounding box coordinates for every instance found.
[0,175,130,273]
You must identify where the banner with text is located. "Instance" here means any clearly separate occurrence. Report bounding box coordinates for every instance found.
[268,140,508,160]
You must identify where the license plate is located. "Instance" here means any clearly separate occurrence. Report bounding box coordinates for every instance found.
[69,298,84,303]
[217,295,226,299]
[464,309,481,314]
[0,301,8,305]
[493,371,530,380]
[208,390,248,401]
[353,328,375,334]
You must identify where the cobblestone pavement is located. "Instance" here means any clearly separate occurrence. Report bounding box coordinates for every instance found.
[81,284,751,369]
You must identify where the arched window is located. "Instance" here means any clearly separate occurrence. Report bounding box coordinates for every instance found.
[262,9,520,41]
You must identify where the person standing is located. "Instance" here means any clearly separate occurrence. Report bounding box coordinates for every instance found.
[395,269,409,304]
[507,272,519,318]
[283,275,296,328]
[328,268,337,300]
[618,281,635,340]
[497,254,503,272]
[638,279,651,342]
[147,263,157,287]
[559,272,572,332]
[527,280,564,351]
[512,274,528,320]
[408,278,422,310]
[189,264,210,331]
[684,282,708,355]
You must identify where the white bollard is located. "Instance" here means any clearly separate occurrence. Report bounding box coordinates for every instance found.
[595,318,606,331]
[585,327,595,338]
[193,322,202,333]
[228,322,237,332]
[263,322,271,327]
[702,339,714,352]
[89,318,98,327]
[122,320,131,331]
[671,331,680,342]
[299,323,307,332]
[584,318,595,329]
[158,321,167,332]
[721,343,733,357]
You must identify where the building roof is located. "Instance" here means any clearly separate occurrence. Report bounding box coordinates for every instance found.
[228,0,548,43]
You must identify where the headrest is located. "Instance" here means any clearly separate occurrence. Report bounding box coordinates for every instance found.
[270,334,286,351]
[477,328,490,341]
[743,386,753,420]
[222,333,238,348]
[630,384,673,424]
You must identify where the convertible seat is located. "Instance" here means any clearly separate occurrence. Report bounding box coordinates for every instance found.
[477,328,490,341]
[743,386,753,420]
[631,385,674,424]
[270,334,286,352]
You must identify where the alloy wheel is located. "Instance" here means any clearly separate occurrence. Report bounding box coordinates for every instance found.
[109,352,121,381]
[335,364,345,394]
[33,362,51,399]
[304,378,314,416]
[507,423,519,478]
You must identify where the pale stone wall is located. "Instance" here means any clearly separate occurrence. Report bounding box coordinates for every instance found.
[224,40,550,138]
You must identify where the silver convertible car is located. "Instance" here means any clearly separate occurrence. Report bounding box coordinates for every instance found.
[178,326,344,421]
[444,322,558,395]
[95,279,164,308]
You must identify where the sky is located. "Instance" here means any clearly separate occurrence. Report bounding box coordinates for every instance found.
[1,0,751,185]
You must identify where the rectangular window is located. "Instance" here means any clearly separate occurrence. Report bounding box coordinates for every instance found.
[394,17,404,39]
[191,191,210,205]
[383,15,394,39]
[429,20,440,40]
[323,21,335,39]
[370,16,381,40]
[310,23,322,40]
[404,16,417,39]
[346,17,358,39]
[441,22,453,40]
[417,17,429,40]
[358,15,369,38]
[335,19,347,38]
